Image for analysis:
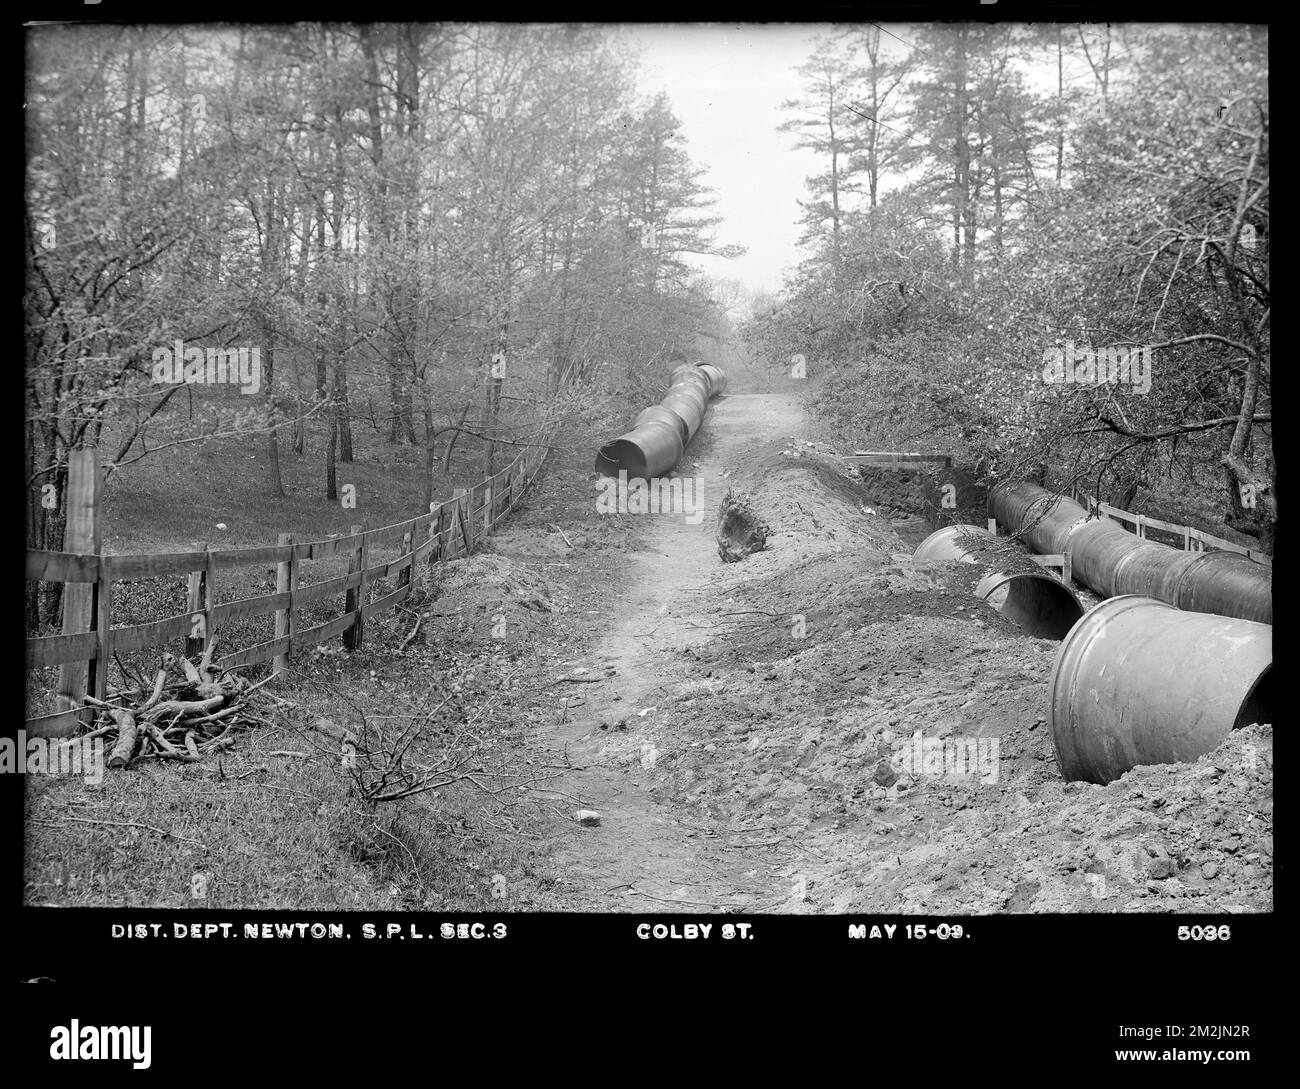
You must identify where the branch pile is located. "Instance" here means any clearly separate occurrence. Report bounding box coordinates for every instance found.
[82,642,272,768]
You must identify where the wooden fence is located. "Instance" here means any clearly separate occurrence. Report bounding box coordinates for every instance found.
[843,451,953,470]
[25,438,552,737]
[1072,490,1271,566]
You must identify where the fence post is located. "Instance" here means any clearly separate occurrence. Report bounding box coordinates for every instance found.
[429,501,444,565]
[453,487,469,556]
[273,533,295,673]
[483,484,493,535]
[398,523,413,590]
[1062,550,1073,585]
[185,542,208,659]
[94,562,112,703]
[1136,513,1146,539]
[56,446,101,717]
[987,517,998,535]
[344,524,366,650]
[205,547,216,656]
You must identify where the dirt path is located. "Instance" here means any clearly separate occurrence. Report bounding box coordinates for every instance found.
[534,390,807,913]
[484,364,1271,916]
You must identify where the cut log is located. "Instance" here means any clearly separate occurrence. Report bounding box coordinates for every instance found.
[106,710,138,768]
[141,668,168,712]
[142,695,226,723]
[199,633,221,682]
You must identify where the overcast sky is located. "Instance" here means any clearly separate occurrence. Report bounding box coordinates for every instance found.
[621,22,1132,299]
[624,23,828,297]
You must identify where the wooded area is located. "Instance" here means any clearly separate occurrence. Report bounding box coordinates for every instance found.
[746,24,1270,552]
[25,24,741,626]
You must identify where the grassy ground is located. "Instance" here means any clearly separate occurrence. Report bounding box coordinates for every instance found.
[25,387,631,912]
[101,414,501,556]
[27,404,536,716]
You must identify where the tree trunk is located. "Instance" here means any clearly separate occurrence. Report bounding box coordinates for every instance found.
[325,400,338,501]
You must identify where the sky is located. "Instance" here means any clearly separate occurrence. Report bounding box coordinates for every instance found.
[624,23,829,297]
[620,22,1123,300]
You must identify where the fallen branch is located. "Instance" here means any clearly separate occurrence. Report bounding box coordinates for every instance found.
[398,615,423,653]
[106,710,138,768]
[34,815,206,847]
[78,651,270,771]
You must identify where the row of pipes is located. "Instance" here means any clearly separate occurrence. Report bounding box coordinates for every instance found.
[595,362,727,479]
[988,481,1271,623]
[912,482,1272,785]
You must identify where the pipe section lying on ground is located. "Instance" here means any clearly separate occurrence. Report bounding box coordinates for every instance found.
[635,405,689,444]
[988,481,1091,555]
[697,364,727,396]
[595,361,726,478]
[988,481,1271,623]
[1049,595,1272,783]
[913,524,1084,640]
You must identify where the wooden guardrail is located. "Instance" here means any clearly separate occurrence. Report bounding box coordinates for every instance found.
[25,438,552,736]
[843,451,953,470]
[1075,492,1271,566]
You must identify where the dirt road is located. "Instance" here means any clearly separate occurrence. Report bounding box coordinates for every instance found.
[481,363,1272,915]
[527,389,808,912]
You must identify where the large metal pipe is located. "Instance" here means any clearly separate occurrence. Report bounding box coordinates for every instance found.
[659,384,708,442]
[1064,518,1148,597]
[1111,543,1199,602]
[914,523,997,564]
[670,365,712,398]
[1173,551,1273,624]
[595,363,725,478]
[1049,595,1272,783]
[988,481,1090,554]
[594,419,684,479]
[988,482,1272,624]
[914,524,1085,639]
[697,363,727,397]
[635,405,689,445]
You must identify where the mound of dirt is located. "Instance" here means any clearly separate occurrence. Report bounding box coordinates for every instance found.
[428,554,562,641]
[716,444,903,569]
[459,387,1271,917]
[585,410,1271,914]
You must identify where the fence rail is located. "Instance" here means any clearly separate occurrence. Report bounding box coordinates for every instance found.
[1074,491,1271,566]
[843,451,953,470]
[25,438,553,736]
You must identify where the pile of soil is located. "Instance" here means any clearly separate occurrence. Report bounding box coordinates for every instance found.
[409,390,1271,916]
[578,416,1272,913]
[434,553,558,617]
